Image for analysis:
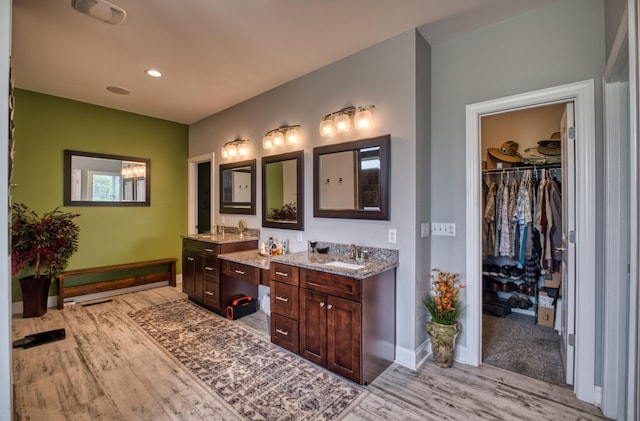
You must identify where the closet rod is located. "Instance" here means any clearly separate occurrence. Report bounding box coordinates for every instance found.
[482,163,561,175]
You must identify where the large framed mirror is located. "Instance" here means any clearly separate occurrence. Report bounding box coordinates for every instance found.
[262,150,304,230]
[313,134,390,220]
[64,150,150,206]
[219,159,256,215]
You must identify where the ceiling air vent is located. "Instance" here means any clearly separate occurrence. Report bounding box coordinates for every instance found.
[71,0,126,25]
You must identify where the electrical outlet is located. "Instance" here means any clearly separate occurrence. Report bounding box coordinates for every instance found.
[421,223,430,238]
[297,232,303,242]
[431,222,456,236]
[388,229,397,244]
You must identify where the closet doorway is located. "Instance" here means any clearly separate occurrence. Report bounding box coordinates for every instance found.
[479,103,570,386]
[188,153,215,235]
[465,80,596,404]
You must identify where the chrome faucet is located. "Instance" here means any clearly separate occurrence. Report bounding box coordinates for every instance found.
[347,244,358,259]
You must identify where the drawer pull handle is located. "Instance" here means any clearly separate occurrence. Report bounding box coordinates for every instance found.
[320,302,325,307]
[205,291,214,296]
[275,271,289,277]
[275,328,289,336]
[327,304,333,310]
[205,266,215,271]
[187,257,195,262]
[234,269,246,275]
[275,296,289,302]
[204,248,214,252]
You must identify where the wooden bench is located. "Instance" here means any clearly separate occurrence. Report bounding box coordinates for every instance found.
[55,258,177,309]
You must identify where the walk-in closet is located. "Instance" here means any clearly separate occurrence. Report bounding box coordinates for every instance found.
[480,103,569,386]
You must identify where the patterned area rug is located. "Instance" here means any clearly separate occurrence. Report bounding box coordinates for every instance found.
[128,299,363,420]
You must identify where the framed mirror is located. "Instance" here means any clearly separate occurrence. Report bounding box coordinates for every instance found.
[219,159,256,214]
[262,150,304,230]
[313,134,390,220]
[63,150,150,206]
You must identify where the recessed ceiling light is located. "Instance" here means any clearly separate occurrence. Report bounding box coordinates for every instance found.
[145,69,163,78]
[106,86,130,95]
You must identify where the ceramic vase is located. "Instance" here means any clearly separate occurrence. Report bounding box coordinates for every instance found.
[426,321,462,368]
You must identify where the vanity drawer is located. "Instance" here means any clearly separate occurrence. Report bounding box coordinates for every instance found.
[203,257,218,281]
[271,263,299,286]
[271,281,299,320]
[221,260,260,284]
[203,280,220,308]
[300,268,361,302]
[202,243,220,257]
[183,238,204,252]
[271,313,299,354]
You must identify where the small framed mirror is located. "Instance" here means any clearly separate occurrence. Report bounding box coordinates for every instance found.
[262,150,304,230]
[219,159,256,215]
[64,150,150,206]
[313,134,390,220]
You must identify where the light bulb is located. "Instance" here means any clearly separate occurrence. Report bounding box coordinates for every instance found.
[238,142,248,156]
[262,134,273,149]
[319,118,335,137]
[272,130,284,146]
[227,144,238,157]
[285,128,300,145]
[334,113,351,133]
[354,109,373,130]
[221,146,229,159]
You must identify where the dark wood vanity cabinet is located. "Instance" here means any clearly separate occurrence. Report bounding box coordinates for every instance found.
[182,238,257,313]
[268,262,395,384]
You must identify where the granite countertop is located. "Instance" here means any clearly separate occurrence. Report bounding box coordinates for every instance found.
[269,251,398,279]
[217,249,271,270]
[183,234,260,244]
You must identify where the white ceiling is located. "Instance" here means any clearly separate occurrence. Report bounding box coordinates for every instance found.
[11,0,559,124]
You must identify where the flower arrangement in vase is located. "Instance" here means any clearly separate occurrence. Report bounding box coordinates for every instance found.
[422,268,465,367]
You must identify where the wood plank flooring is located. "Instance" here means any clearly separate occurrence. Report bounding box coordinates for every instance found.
[12,285,609,420]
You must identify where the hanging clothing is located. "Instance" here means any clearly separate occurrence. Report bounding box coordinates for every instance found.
[499,180,511,256]
[484,181,497,257]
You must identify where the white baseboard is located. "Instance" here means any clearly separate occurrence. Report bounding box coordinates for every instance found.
[12,276,182,315]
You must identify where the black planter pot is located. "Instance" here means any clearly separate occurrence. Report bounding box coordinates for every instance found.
[19,276,51,318]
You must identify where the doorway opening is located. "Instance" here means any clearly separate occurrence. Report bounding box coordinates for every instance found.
[479,103,569,385]
[465,79,596,404]
[188,153,215,235]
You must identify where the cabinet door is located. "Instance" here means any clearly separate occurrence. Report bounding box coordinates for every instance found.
[182,250,203,301]
[327,295,361,383]
[299,288,327,367]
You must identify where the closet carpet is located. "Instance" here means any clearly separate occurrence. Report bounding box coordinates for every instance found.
[482,312,566,386]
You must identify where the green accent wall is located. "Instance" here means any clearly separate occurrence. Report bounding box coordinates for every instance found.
[266,162,283,215]
[11,89,188,302]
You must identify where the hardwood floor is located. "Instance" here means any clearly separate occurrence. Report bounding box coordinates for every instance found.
[12,285,608,420]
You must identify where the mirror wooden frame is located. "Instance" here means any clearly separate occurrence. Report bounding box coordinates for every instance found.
[313,134,390,220]
[219,159,256,215]
[262,150,304,231]
[63,150,151,207]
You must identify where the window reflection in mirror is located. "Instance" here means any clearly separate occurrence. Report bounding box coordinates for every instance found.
[219,159,256,215]
[313,134,390,220]
[262,150,303,230]
[64,150,150,206]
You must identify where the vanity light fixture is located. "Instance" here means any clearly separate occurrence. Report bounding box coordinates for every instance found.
[262,125,301,150]
[121,163,146,178]
[319,105,375,137]
[221,139,250,159]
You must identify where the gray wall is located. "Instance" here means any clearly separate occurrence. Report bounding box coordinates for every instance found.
[190,30,424,359]
[605,0,628,58]
[430,0,605,377]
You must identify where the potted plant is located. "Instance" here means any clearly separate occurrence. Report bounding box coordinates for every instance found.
[11,203,80,317]
[422,268,465,368]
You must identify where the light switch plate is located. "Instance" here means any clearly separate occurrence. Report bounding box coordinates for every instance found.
[297,232,303,242]
[432,222,455,236]
[421,223,430,238]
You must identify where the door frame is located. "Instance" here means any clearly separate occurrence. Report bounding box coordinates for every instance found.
[465,79,596,403]
[188,153,215,235]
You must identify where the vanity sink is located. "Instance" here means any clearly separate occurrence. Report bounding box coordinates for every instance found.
[323,261,366,270]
